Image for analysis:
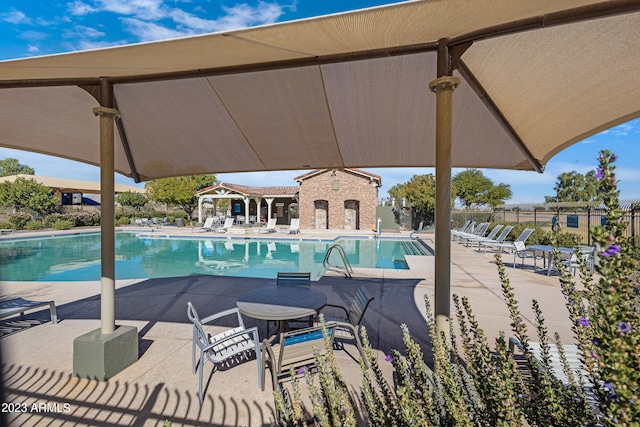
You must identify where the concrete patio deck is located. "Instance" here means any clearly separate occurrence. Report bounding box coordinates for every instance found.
[0,227,579,426]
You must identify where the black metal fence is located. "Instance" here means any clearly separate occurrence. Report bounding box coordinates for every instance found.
[490,200,640,247]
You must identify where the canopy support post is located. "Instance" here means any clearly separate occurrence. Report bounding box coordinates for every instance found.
[430,40,460,336]
[73,81,138,381]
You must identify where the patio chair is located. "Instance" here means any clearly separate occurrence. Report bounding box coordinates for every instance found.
[192,217,215,232]
[461,224,503,246]
[509,337,595,406]
[0,297,57,324]
[214,217,234,233]
[258,218,277,234]
[267,272,313,335]
[318,286,375,367]
[289,218,300,234]
[261,323,336,395]
[187,302,262,405]
[479,227,534,255]
[561,245,596,276]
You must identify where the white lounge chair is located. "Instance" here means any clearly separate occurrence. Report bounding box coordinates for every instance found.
[192,217,215,232]
[473,225,514,250]
[187,303,261,405]
[454,222,489,243]
[258,218,277,234]
[0,297,57,324]
[214,217,234,233]
[450,220,474,240]
[479,227,534,255]
[462,224,503,246]
[288,218,300,234]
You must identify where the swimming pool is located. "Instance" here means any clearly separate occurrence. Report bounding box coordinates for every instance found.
[0,233,431,282]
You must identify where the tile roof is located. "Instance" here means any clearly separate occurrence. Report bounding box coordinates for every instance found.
[196,182,298,197]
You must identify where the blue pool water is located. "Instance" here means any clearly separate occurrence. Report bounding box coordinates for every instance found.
[0,233,430,282]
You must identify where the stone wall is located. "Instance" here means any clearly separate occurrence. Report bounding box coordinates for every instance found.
[298,169,379,230]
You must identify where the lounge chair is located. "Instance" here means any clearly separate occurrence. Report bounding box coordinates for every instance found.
[0,297,57,324]
[479,227,534,255]
[473,225,514,250]
[192,217,215,232]
[461,224,503,246]
[187,303,261,405]
[258,218,277,234]
[318,286,374,367]
[454,222,489,243]
[288,218,300,234]
[214,217,234,233]
[450,220,474,240]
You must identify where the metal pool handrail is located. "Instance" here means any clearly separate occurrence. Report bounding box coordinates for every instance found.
[323,244,353,278]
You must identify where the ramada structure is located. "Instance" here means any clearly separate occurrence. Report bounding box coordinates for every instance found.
[195,168,381,231]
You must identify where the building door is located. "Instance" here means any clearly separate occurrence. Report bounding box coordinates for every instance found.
[344,200,359,230]
[314,200,328,229]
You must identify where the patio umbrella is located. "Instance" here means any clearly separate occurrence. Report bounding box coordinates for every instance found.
[2,0,640,372]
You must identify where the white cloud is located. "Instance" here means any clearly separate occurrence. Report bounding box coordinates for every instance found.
[27,45,40,53]
[68,1,98,16]
[1,10,32,24]
[64,25,106,39]
[122,17,188,41]
[98,0,167,20]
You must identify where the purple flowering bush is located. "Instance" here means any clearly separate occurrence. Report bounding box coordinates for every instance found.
[275,150,638,426]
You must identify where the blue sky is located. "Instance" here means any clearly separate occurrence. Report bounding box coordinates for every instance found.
[1,0,639,204]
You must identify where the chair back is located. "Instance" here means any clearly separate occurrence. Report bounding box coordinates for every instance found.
[187,302,208,351]
[265,218,277,229]
[277,272,311,288]
[202,217,214,228]
[223,217,234,228]
[494,225,514,243]
[483,224,503,241]
[473,222,490,236]
[289,218,300,230]
[458,220,471,232]
[347,286,375,326]
[516,228,535,243]
[276,324,335,375]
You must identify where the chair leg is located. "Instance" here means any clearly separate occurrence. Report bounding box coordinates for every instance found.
[198,354,205,405]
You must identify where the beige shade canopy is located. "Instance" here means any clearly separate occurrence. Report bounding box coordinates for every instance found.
[2,0,640,343]
[2,0,639,182]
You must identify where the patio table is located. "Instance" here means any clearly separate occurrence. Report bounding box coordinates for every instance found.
[525,245,575,276]
[236,286,327,337]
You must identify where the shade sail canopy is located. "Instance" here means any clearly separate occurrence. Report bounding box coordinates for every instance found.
[2,0,639,181]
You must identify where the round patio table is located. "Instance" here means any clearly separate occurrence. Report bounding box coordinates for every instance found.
[236,286,327,335]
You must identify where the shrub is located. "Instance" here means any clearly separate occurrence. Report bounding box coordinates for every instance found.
[51,219,74,230]
[0,221,12,229]
[278,150,639,426]
[116,216,130,226]
[24,220,43,230]
[8,213,33,230]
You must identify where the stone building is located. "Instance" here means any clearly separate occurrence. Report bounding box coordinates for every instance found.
[295,168,381,231]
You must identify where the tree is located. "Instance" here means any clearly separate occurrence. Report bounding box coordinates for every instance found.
[145,175,216,219]
[544,170,599,203]
[387,182,407,203]
[402,174,436,216]
[0,177,57,216]
[0,158,35,176]
[117,191,147,210]
[452,169,512,209]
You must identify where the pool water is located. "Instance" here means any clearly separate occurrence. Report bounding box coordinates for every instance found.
[0,233,430,282]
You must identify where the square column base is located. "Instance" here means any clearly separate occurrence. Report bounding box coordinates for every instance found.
[73,325,138,381]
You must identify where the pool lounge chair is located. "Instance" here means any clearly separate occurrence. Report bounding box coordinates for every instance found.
[258,218,277,234]
[288,218,300,234]
[479,227,534,254]
[461,224,503,246]
[0,297,57,324]
[214,217,234,233]
[192,217,215,232]
[454,222,489,243]
[450,220,474,240]
[472,225,514,250]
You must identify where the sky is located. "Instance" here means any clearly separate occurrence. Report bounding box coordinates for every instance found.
[1,0,639,205]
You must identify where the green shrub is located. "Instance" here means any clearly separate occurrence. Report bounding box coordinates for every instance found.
[24,220,42,230]
[278,150,639,426]
[116,216,130,226]
[51,219,74,230]
[8,213,33,230]
[0,221,12,229]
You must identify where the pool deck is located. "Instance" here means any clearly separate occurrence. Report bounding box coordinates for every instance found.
[0,226,581,426]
